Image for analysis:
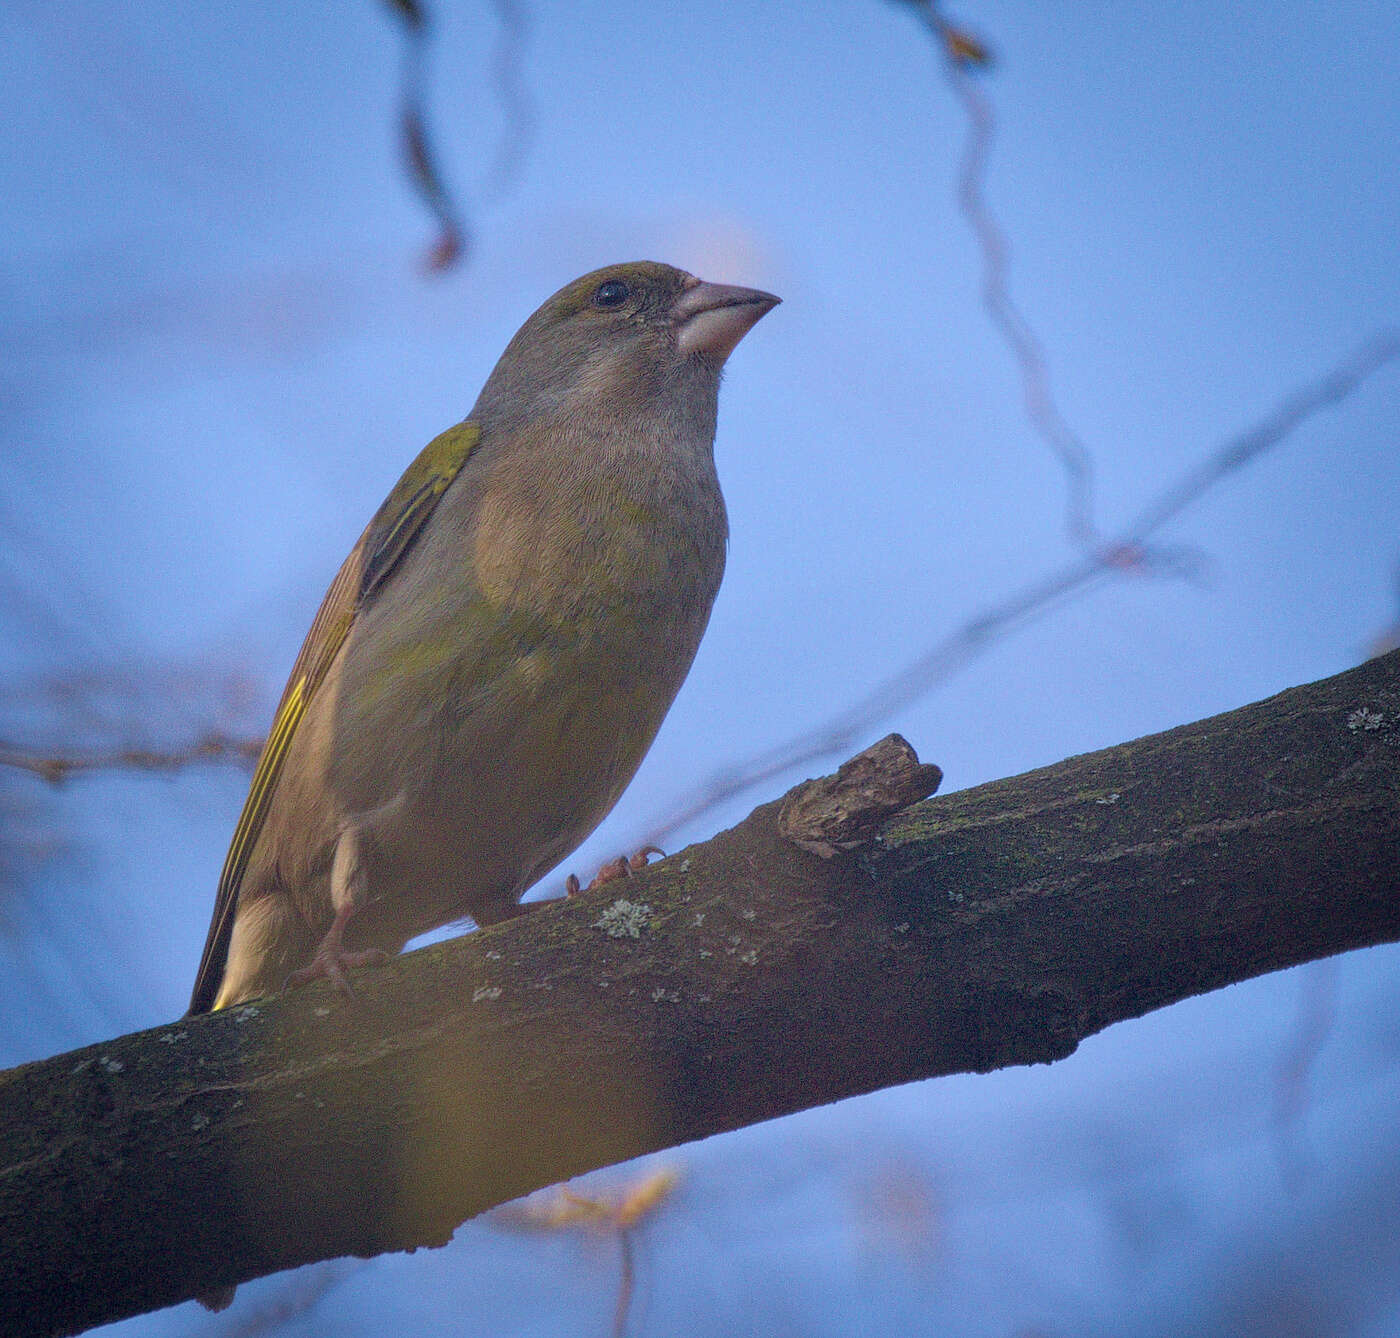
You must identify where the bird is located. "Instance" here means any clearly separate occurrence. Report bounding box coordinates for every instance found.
[187,261,778,1015]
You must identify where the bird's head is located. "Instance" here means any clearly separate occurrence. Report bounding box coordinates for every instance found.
[473,261,779,428]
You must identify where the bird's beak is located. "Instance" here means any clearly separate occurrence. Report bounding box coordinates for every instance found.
[672,278,781,362]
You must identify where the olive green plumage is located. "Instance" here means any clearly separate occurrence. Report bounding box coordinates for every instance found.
[188,261,778,1014]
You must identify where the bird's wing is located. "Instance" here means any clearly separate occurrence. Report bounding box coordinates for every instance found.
[186,420,483,1014]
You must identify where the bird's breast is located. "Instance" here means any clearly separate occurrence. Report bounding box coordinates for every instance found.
[469,449,726,640]
[328,448,727,932]
[333,440,725,818]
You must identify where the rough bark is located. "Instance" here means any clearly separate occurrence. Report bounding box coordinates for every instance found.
[2,651,1398,1336]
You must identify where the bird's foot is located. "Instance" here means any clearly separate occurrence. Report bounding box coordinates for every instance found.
[564,845,665,896]
[284,944,390,997]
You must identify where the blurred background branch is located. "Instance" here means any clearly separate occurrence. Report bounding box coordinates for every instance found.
[0,732,260,785]
[384,0,471,270]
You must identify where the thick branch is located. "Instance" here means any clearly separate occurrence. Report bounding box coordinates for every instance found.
[3,652,1399,1336]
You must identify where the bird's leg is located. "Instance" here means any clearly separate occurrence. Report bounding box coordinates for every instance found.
[284,825,390,996]
[564,845,665,896]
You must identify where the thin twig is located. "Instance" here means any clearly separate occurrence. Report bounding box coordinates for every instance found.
[0,733,262,785]
[904,0,1099,547]
[643,332,1400,847]
[612,1229,636,1338]
[384,0,469,271]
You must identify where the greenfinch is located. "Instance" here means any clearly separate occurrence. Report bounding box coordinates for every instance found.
[188,262,777,1014]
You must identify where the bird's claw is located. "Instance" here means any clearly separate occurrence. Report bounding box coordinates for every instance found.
[564,845,665,896]
[284,946,390,997]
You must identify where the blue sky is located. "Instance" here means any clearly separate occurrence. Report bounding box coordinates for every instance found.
[2,1,1399,1333]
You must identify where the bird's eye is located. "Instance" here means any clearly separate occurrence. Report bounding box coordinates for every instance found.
[593,279,631,308]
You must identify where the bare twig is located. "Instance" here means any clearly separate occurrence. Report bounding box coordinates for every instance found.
[900,0,1099,547]
[644,331,1400,846]
[490,1168,680,1338]
[612,1229,636,1338]
[383,0,469,271]
[0,732,262,785]
[1122,332,1400,537]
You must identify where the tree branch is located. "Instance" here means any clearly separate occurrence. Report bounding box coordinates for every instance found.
[3,652,1399,1336]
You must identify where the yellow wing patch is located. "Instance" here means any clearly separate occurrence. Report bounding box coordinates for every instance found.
[186,420,482,1014]
[217,676,311,920]
[362,421,484,598]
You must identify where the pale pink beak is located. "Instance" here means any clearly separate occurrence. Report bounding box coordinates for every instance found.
[672,278,780,362]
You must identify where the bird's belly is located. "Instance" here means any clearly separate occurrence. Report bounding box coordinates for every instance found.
[330,593,707,945]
